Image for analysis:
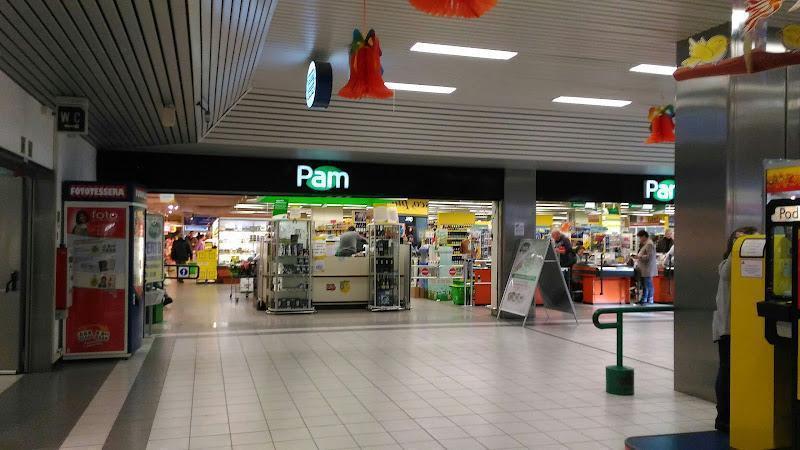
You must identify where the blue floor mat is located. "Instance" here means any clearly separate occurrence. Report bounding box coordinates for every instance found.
[625,431,729,450]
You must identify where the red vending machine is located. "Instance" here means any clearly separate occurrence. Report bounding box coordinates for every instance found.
[63,182,147,359]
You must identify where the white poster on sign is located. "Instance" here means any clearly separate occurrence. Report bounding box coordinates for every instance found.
[740,259,763,278]
[514,222,525,237]
[740,238,766,258]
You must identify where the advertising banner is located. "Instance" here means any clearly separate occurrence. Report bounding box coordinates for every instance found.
[145,213,164,283]
[196,248,219,281]
[65,205,128,355]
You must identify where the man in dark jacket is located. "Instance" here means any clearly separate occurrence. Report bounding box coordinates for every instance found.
[170,232,193,283]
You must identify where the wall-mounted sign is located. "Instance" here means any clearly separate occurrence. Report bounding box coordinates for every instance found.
[771,205,800,223]
[644,179,675,202]
[306,61,333,109]
[296,165,350,191]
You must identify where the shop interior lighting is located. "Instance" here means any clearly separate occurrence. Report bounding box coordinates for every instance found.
[629,64,676,76]
[410,42,517,60]
[234,203,268,209]
[385,82,456,94]
[553,96,631,107]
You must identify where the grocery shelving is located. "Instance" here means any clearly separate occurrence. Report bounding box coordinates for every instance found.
[213,218,269,265]
[266,219,315,314]
[369,223,402,311]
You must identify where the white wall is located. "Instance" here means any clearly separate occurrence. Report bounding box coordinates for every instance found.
[0,70,55,169]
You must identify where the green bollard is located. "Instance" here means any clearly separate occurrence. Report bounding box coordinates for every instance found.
[606,365,634,395]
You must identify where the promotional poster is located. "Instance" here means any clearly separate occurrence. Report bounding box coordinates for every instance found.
[65,206,128,354]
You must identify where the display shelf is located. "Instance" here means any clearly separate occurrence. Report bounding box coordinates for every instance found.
[213,218,269,265]
[266,219,315,314]
[369,223,402,311]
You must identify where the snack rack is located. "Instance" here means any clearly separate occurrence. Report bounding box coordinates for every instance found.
[266,219,315,314]
[369,223,402,311]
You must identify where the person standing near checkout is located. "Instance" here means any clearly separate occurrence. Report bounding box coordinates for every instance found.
[551,229,577,290]
[170,232,194,283]
[336,226,367,257]
[712,226,758,432]
[631,230,657,304]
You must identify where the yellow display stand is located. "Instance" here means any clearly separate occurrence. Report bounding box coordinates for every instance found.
[730,235,791,450]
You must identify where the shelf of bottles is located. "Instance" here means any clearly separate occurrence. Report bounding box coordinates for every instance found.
[441,224,471,264]
[369,223,402,311]
[267,219,315,314]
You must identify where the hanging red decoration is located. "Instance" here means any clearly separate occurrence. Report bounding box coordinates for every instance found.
[409,0,498,18]
[338,29,393,100]
[646,105,675,144]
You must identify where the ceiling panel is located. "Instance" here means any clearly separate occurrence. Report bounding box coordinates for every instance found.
[219,0,744,171]
[204,89,674,169]
[0,0,276,148]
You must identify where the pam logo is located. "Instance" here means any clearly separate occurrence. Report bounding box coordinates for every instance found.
[644,179,675,202]
[297,165,350,191]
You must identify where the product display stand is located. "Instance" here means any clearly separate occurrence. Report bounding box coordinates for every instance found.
[267,219,315,314]
[369,223,402,311]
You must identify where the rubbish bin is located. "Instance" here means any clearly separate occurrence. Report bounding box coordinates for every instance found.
[152,304,164,323]
[450,280,472,305]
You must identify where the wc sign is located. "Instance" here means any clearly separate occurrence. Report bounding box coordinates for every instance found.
[644,179,675,202]
[296,165,350,191]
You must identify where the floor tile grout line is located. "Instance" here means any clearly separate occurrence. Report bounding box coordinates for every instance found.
[153,321,517,339]
[232,333,270,446]
[257,334,322,449]
[525,326,675,372]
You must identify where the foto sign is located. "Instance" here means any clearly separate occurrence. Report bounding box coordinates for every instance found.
[771,205,800,222]
[296,165,350,191]
[644,179,675,202]
[306,61,333,109]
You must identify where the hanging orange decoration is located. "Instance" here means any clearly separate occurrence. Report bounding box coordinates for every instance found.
[646,105,675,144]
[338,28,393,100]
[408,0,498,18]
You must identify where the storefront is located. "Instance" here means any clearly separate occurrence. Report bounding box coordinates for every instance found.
[536,171,676,305]
[100,151,504,312]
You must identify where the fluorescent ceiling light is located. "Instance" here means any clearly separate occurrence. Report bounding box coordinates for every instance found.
[410,42,517,60]
[553,96,631,108]
[630,64,676,76]
[385,82,456,94]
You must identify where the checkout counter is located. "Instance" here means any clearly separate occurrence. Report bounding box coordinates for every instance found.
[572,252,674,304]
[311,245,411,307]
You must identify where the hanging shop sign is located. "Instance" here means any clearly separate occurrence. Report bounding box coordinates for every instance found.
[438,211,476,226]
[98,152,504,201]
[306,61,333,109]
[296,165,350,191]
[56,97,89,134]
[389,199,428,216]
[644,179,676,202]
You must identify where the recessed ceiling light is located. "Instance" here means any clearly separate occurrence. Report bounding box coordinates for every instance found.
[410,42,517,60]
[630,64,677,76]
[385,82,456,94]
[552,96,631,108]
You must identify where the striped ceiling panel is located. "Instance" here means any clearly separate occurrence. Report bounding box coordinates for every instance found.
[203,89,674,168]
[0,0,276,147]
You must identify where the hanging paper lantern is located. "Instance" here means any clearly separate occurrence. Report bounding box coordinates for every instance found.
[646,105,675,144]
[338,29,393,100]
[408,0,498,18]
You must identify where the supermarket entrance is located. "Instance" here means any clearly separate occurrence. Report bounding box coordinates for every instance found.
[145,193,499,334]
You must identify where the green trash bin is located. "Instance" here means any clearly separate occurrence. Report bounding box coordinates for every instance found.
[450,280,472,305]
[152,303,164,323]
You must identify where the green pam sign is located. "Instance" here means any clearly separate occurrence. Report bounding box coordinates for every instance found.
[644,179,675,202]
[296,165,350,191]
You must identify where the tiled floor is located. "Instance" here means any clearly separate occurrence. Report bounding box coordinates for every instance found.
[0,282,712,450]
[138,298,712,450]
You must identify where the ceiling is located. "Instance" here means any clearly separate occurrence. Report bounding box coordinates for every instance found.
[0,0,769,174]
[205,0,744,173]
[0,0,276,147]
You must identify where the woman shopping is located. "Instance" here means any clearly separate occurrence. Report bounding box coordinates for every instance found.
[632,230,657,304]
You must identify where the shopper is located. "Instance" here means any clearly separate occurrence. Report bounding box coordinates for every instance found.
[551,229,576,268]
[713,226,758,432]
[336,226,367,257]
[632,230,657,304]
[170,232,193,283]
[195,234,206,252]
[657,228,675,253]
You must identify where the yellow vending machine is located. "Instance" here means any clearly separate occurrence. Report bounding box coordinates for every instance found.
[747,199,800,449]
